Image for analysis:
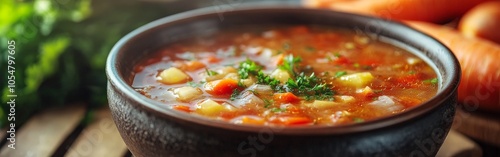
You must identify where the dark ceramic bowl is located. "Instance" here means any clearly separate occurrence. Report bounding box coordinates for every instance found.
[106,5,461,157]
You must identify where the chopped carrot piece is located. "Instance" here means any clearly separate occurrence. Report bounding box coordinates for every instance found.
[273,92,301,104]
[173,105,191,112]
[241,116,266,125]
[207,56,221,63]
[205,79,240,96]
[185,61,206,71]
[333,56,351,65]
[269,116,312,125]
[273,54,285,66]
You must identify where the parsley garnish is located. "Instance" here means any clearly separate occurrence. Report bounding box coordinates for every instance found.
[264,99,273,108]
[271,107,286,113]
[279,54,302,76]
[238,59,262,79]
[335,71,347,78]
[235,55,335,101]
[256,71,281,89]
[423,78,438,86]
[230,89,241,101]
[205,68,219,76]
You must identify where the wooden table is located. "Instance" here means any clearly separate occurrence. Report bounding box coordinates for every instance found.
[0,104,485,157]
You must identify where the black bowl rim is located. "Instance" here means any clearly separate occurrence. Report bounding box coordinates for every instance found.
[106,4,461,135]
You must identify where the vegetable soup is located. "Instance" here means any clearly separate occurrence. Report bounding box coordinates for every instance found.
[131,25,438,126]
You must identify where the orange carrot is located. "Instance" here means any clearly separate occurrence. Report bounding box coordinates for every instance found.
[240,116,266,125]
[173,105,191,112]
[273,92,301,104]
[458,1,500,44]
[205,79,241,96]
[269,116,312,125]
[273,53,285,66]
[407,21,500,112]
[304,0,492,22]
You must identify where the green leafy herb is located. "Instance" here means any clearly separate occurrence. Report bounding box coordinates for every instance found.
[264,99,273,108]
[271,107,286,113]
[279,54,302,76]
[282,72,335,101]
[238,59,262,79]
[423,78,438,86]
[230,89,241,101]
[205,68,219,76]
[256,71,281,89]
[335,71,347,78]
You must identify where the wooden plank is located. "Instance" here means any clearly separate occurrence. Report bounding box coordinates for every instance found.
[0,127,6,142]
[0,103,86,156]
[453,107,500,147]
[436,129,482,157]
[65,107,128,157]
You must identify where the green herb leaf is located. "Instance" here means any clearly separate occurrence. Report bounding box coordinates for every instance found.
[238,59,262,79]
[279,54,302,76]
[205,68,219,76]
[335,71,347,78]
[423,78,438,86]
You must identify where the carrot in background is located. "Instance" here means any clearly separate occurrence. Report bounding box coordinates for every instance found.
[458,1,500,44]
[407,21,500,112]
[304,0,493,23]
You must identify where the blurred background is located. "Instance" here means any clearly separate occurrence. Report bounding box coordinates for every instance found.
[1,0,499,156]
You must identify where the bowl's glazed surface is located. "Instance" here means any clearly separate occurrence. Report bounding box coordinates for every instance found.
[106,5,460,157]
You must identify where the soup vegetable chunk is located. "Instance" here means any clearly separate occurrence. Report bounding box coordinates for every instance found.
[132,25,438,126]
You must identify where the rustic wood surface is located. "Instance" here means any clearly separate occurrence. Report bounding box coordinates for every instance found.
[0,104,86,157]
[453,106,500,147]
[65,107,128,157]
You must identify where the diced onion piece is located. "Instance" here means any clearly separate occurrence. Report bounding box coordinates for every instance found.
[338,72,374,88]
[158,67,191,84]
[196,99,227,116]
[173,86,203,102]
[231,92,264,108]
[305,100,341,109]
[369,96,403,113]
[245,84,273,96]
[270,68,291,83]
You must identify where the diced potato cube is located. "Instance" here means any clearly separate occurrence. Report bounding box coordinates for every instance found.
[406,57,422,65]
[158,67,191,84]
[356,86,375,97]
[224,73,240,80]
[270,68,291,83]
[173,86,203,102]
[338,72,374,88]
[196,99,226,116]
[305,100,340,109]
[221,66,238,74]
[240,77,255,87]
[335,95,355,103]
[204,66,237,82]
